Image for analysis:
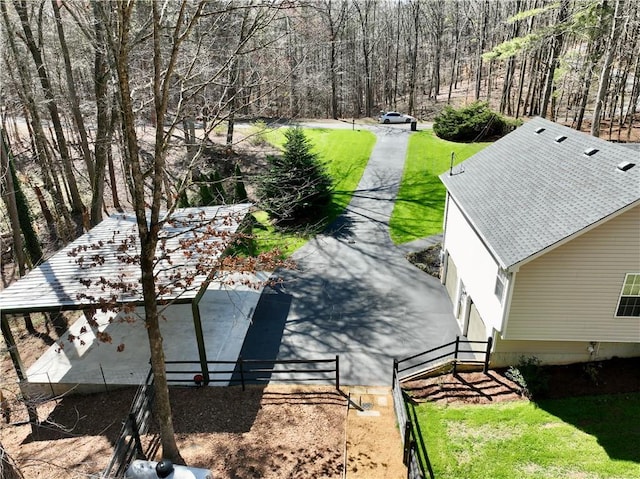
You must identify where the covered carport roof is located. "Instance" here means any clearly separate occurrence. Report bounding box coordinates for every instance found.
[0,204,253,386]
[0,204,252,315]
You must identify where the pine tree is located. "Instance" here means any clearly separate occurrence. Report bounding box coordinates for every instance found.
[9,157,43,266]
[259,127,332,227]
[176,186,190,208]
[232,163,248,203]
[197,173,214,206]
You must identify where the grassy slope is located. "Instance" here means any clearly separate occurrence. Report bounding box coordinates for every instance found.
[252,128,375,256]
[415,393,640,479]
[389,130,490,244]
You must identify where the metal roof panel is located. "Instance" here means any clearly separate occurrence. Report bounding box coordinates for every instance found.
[0,204,252,314]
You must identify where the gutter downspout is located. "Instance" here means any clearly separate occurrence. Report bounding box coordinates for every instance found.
[440,193,451,285]
[499,269,517,340]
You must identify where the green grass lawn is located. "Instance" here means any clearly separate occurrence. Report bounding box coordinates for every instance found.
[252,127,376,256]
[389,130,490,244]
[412,393,640,479]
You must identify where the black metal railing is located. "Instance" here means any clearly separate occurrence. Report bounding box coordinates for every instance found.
[164,355,340,390]
[394,336,492,382]
[102,370,155,478]
[391,337,494,478]
[392,367,433,479]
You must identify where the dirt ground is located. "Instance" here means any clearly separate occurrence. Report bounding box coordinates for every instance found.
[2,354,638,478]
[0,382,404,479]
[0,322,405,479]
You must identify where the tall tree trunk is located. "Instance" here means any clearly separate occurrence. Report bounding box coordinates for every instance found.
[1,1,72,240]
[108,94,123,212]
[330,38,338,119]
[8,155,43,266]
[407,0,420,115]
[392,0,401,108]
[12,0,86,228]
[499,0,522,115]
[90,0,110,226]
[31,182,58,242]
[115,0,202,463]
[354,0,375,117]
[0,129,26,277]
[447,2,461,104]
[320,0,346,120]
[625,55,640,139]
[574,46,599,131]
[52,0,95,184]
[591,0,624,137]
[474,0,489,101]
[540,0,568,119]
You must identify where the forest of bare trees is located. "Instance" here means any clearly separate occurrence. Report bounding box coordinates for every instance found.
[0,0,639,465]
[1,0,639,248]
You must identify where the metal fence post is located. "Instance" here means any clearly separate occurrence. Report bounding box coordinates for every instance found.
[100,364,109,393]
[392,358,398,385]
[335,355,340,390]
[484,336,493,373]
[239,356,245,391]
[453,335,460,375]
[403,421,412,465]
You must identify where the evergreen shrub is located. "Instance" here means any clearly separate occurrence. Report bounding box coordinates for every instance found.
[258,127,332,228]
[433,101,521,142]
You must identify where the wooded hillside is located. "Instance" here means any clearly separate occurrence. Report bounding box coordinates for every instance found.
[1,0,639,272]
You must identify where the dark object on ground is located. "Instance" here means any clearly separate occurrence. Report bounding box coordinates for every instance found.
[156,459,174,478]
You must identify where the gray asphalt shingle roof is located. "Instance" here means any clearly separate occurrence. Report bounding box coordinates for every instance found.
[440,117,640,269]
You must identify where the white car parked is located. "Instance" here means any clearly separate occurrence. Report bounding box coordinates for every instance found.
[379,111,415,124]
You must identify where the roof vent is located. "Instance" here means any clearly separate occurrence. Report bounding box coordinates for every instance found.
[617,161,636,172]
[583,147,599,156]
[535,127,545,134]
[554,135,567,143]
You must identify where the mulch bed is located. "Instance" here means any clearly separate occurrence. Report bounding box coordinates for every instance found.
[402,356,640,405]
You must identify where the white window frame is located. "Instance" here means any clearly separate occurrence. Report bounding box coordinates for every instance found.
[615,273,640,317]
[494,268,507,303]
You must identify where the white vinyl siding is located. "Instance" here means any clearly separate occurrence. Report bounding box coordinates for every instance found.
[444,254,458,302]
[491,336,640,367]
[443,197,506,333]
[506,206,640,342]
[466,303,487,342]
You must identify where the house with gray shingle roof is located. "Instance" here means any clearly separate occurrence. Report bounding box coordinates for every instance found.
[439,117,640,367]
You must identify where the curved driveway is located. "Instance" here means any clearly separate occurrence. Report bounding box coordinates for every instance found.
[241,123,461,386]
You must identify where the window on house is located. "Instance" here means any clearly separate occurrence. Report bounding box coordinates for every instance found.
[495,269,507,303]
[616,273,640,317]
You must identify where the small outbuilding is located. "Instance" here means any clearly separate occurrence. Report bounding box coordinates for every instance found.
[0,204,264,396]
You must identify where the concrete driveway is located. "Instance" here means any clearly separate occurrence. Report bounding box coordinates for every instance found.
[240,123,461,386]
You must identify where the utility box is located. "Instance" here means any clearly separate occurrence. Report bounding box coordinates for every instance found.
[124,460,213,479]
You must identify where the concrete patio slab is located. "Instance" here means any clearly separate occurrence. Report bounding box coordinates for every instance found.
[22,281,264,397]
